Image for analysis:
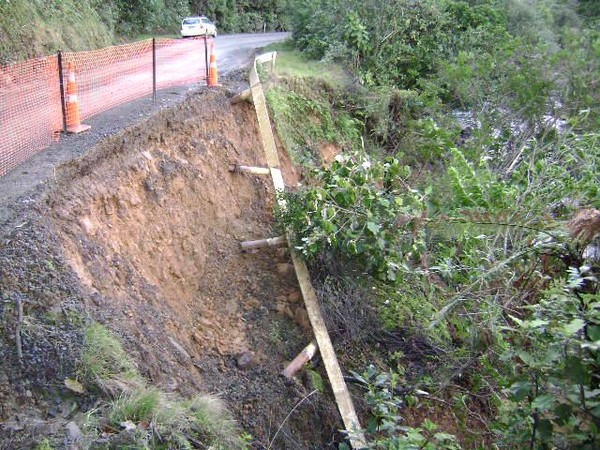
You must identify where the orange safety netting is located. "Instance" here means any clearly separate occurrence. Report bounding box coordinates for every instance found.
[0,56,62,177]
[156,37,212,90]
[1,37,213,178]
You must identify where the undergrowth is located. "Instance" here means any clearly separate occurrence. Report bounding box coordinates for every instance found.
[266,1,600,447]
[77,322,248,450]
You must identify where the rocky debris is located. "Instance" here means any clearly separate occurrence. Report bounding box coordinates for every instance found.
[276,262,295,276]
[235,351,255,370]
[65,422,83,443]
[0,88,341,449]
[168,337,192,362]
[288,290,302,303]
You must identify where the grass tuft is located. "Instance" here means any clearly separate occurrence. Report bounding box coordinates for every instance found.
[79,322,248,449]
[81,322,141,392]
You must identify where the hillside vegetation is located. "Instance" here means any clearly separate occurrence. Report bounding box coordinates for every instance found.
[0,0,288,63]
[1,0,599,448]
[263,0,600,448]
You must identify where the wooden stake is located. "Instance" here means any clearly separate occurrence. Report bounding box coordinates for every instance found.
[228,164,271,175]
[15,296,23,365]
[230,88,253,104]
[281,341,317,379]
[241,236,286,250]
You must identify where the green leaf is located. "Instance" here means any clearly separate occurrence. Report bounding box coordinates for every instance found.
[537,418,553,440]
[508,381,532,401]
[366,416,378,433]
[554,403,573,425]
[587,325,600,341]
[531,395,554,413]
[562,318,585,336]
[378,197,391,208]
[508,315,525,327]
[527,319,549,329]
[367,221,381,234]
[564,356,589,384]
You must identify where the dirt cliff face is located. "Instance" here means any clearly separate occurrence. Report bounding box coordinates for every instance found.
[0,88,339,449]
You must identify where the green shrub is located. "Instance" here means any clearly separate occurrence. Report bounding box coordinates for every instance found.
[498,266,600,448]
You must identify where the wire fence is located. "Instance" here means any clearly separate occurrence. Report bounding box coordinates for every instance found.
[0,37,213,178]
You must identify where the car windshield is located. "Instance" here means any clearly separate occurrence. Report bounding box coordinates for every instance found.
[183,18,200,25]
[201,18,212,24]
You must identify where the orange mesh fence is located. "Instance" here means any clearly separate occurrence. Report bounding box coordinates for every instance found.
[0,56,62,177]
[62,40,153,122]
[1,37,213,178]
[156,37,212,90]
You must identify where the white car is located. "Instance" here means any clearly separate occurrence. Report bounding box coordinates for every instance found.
[181,16,217,38]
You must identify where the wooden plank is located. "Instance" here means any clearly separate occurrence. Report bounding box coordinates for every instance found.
[247,54,367,449]
[240,236,286,250]
[250,66,280,168]
[269,167,285,192]
[255,52,276,64]
[289,249,367,449]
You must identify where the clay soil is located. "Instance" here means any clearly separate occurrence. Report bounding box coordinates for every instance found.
[0,83,344,449]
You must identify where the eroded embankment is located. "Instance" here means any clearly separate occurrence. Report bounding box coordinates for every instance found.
[1,89,340,448]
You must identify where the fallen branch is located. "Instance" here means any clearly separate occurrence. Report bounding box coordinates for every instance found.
[267,390,318,450]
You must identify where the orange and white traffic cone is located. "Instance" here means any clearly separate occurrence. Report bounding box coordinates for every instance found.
[207,48,220,87]
[65,62,90,134]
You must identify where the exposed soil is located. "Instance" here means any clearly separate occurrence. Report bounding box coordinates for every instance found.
[0,75,344,449]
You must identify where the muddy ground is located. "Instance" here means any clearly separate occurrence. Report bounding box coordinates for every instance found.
[0,74,351,449]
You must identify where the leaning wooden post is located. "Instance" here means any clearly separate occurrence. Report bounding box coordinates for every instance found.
[281,341,318,379]
[241,236,286,251]
[230,88,253,105]
[228,164,271,175]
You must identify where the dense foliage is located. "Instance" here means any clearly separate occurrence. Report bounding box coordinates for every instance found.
[272,0,600,447]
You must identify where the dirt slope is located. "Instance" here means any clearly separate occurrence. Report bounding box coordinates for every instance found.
[0,87,341,449]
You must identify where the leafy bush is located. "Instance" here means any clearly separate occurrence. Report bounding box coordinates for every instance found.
[498,266,600,448]
[279,151,423,281]
[266,81,362,164]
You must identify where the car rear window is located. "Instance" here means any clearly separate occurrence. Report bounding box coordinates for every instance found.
[183,18,200,25]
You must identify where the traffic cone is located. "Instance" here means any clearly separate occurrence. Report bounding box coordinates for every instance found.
[65,62,90,134]
[207,48,220,87]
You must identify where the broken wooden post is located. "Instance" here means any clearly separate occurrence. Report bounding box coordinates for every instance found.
[241,236,286,251]
[15,296,23,366]
[281,341,317,379]
[228,164,271,175]
[230,88,253,105]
